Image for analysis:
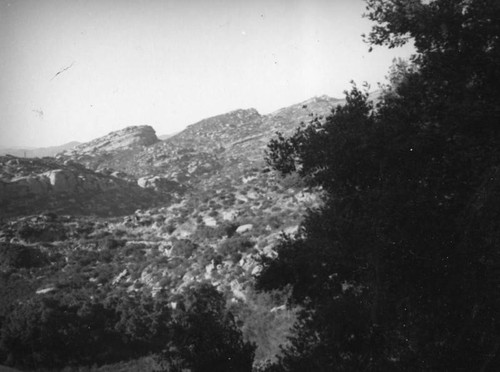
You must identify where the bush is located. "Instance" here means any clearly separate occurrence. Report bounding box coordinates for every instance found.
[99,237,126,250]
[218,237,254,264]
[214,222,239,239]
[279,172,304,190]
[17,223,67,243]
[164,222,177,234]
[123,243,147,257]
[157,284,255,372]
[171,239,198,259]
[0,291,173,369]
[0,243,49,269]
[192,225,226,241]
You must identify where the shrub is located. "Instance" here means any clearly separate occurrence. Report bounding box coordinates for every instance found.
[171,239,198,259]
[157,284,255,372]
[123,243,147,257]
[218,237,254,264]
[164,222,177,234]
[99,237,125,250]
[279,172,304,189]
[16,223,67,243]
[0,243,49,269]
[192,225,226,241]
[113,229,127,238]
[215,222,239,238]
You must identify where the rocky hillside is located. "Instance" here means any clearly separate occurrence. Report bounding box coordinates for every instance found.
[0,94,348,369]
[1,96,341,220]
[66,125,158,154]
[57,96,340,184]
[58,125,159,171]
[0,94,342,288]
[0,155,169,217]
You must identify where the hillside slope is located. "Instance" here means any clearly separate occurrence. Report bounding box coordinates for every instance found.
[0,94,344,368]
[0,155,170,217]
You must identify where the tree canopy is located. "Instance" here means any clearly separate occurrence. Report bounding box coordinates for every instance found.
[257,0,500,370]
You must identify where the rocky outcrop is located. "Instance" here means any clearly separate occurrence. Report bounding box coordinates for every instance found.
[0,167,119,200]
[0,156,168,217]
[62,125,158,155]
[56,126,159,173]
[114,96,340,179]
[137,175,186,195]
[236,224,253,234]
[53,96,342,186]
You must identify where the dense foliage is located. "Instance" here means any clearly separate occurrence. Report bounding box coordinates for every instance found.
[0,283,254,371]
[0,208,295,370]
[158,283,255,372]
[258,0,500,370]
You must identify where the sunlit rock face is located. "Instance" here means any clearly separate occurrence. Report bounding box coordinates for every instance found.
[46,169,78,192]
[61,125,159,155]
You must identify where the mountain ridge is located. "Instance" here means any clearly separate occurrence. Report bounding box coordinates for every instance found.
[55,94,342,179]
[0,94,347,218]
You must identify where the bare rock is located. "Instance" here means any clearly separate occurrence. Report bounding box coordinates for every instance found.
[236,224,253,234]
[63,125,159,155]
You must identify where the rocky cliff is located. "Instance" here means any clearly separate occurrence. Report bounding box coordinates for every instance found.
[57,125,159,172]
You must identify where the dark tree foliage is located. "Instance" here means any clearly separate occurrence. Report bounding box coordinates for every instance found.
[0,283,253,371]
[171,239,199,259]
[219,236,255,263]
[257,0,500,370]
[0,291,172,369]
[157,283,255,372]
[0,243,49,269]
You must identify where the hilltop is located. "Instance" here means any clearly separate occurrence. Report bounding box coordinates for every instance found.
[57,95,341,182]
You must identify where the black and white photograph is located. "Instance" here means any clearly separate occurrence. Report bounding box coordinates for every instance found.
[0,0,499,370]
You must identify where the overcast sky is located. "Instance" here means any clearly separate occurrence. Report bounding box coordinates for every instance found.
[0,0,413,148]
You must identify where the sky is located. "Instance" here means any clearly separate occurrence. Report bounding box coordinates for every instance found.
[0,0,414,148]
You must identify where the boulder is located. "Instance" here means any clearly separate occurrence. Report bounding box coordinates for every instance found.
[236,224,253,234]
[137,177,148,188]
[203,216,217,226]
[222,209,238,221]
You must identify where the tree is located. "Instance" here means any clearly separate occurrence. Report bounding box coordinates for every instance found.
[0,290,171,369]
[157,283,255,372]
[0,295,91,369]
[257,0,500,370]
[0,243,49,269]
[260,87,395,371]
